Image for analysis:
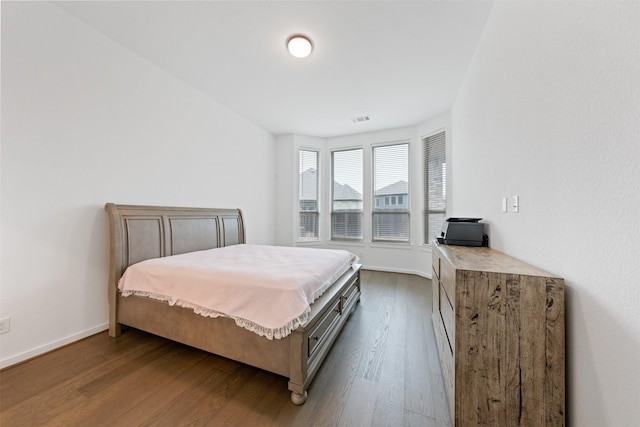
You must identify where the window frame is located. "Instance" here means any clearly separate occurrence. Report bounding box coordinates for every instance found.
[298,149,320,241]
[330,148,364,242]
[423,130,447,245]
[372,141,410,243]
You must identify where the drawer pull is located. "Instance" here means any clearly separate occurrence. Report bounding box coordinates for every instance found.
[308,299,342,357]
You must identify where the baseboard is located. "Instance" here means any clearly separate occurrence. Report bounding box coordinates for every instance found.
[0,322,109,369]
[361,265,432,280]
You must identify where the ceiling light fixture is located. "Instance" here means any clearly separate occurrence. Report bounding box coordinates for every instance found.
[286,34,313,58]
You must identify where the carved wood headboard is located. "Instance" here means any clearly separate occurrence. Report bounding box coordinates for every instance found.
[105,203,245,279]
[104,203,245,335]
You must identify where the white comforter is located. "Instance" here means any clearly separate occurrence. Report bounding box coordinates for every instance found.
[118,244,357,339]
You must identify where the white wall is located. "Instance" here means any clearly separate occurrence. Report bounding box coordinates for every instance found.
[0,2,276,367]
[451,2,640,425]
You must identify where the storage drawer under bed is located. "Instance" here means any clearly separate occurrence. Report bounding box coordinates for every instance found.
[340,279,359,313]
[307,299,341,357]
[307,272,360,358]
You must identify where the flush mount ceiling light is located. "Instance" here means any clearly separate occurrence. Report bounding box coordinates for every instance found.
[286,34,313,58]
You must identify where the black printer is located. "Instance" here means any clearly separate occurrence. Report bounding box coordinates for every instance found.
[438,217,486,247]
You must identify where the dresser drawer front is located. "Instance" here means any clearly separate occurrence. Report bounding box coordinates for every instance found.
[432,249,441,280]
[308,299,341,357]
[432,268,440,314]
[439,283,455,353]
[439,259,455,303]
[433,312,455,416]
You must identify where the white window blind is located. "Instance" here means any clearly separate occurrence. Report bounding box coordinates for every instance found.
[373,143,410,242]
[331,149,363,241]
[299,150,319,239]
[423,131,446,243]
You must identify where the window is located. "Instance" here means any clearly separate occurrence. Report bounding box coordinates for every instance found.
[373,143,409,242]
[299,150,319,239]
[424,131,446,243]
[331,149,363,240]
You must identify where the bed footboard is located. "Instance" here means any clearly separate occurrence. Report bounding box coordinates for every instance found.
[288,264,361,404]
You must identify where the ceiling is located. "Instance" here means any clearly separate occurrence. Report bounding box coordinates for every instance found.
[55,1,494,138]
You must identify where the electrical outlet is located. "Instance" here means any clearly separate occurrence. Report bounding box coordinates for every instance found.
[0,317,10,334]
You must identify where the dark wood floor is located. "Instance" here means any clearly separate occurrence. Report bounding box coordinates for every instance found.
[0,270,451,426]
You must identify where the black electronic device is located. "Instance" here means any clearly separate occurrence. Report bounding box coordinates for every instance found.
[438,217,485,247]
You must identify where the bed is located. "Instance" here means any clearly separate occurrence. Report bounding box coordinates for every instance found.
[105,203,361,404]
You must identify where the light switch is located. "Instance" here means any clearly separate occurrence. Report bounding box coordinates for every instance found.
[512,195,519,213]
[502,197,508,213]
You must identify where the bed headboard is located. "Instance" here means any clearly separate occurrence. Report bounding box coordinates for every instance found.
[104,203,245,335]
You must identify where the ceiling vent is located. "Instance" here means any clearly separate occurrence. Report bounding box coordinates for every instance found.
[350,115,370,123]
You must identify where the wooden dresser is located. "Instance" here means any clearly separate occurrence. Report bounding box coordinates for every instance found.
[431,242,565,426]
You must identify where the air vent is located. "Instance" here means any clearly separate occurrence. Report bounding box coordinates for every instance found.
[350,115,370,123]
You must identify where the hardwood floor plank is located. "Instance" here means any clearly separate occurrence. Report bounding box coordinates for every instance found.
[430,372,453,426]
[404,281,438,419]
[0,333,170,425]
[424,315,443,375]
[136,357,244,426]
[361,296,393,382]
[117,353,223,424]
[162,361,261,425]
[371,379,405,427]
[339,377,378,426]
[404,409,441,427]
[0,271,451,427]
[0,330,165,411]
[47,343,207,426]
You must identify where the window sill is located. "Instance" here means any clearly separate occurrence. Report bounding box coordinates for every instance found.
[327,240,366,248]
[297,238,321,243]
[296,239,323,248]
[420,243,435,251]
[368,241,414,250]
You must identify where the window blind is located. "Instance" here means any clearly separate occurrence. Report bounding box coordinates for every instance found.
[373,143,409,242]
[331,149,363,240]
[299,150,319,239]
[423,131,446,243]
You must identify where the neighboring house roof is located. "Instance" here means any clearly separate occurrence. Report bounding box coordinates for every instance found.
[333,182,362,200]
[299,168,317,200]
[300,168,363,200]
[375,180,408,196]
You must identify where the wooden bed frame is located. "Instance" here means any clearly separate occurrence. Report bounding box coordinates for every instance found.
[105,203,361,404]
